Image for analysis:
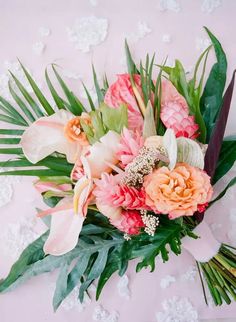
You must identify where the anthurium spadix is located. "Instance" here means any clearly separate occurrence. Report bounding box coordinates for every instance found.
[20,110,88,164]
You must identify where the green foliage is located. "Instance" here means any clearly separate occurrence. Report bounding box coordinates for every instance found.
[0,211,185,310]
[100,103,128,133]
[200,27,227,142]
[213,137,236,184]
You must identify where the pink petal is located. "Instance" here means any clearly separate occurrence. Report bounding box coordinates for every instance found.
[21,110,82,164]
[43,204,84,256]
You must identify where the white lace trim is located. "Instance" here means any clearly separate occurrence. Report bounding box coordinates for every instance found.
[60,285,91,311]
[160,275,176,289]
[66,16,108,53]
[117,274,130,299]
[158,0,181,13]
[126,22,152,43]
[0,168,21,208]
[156,296,198,322]
[180,265,197,282]
[32,41,45,55]
[93,305,119,322]
[38,26,51,37]
[201,0,222,13]
[0,215,41,260]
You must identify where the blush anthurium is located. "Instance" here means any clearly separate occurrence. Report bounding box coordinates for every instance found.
[39,130,121,256]
[20,110,90,164]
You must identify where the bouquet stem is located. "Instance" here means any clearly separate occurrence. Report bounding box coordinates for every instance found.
[198,244,236,305]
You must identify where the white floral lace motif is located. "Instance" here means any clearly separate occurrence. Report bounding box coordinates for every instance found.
[156,296,198,322]
[67,16,108,53]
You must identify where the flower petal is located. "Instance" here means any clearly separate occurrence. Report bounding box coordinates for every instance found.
[43,205,84,256]
[86,131,121,178]
[21,110,82,164]
[163,129,177,170]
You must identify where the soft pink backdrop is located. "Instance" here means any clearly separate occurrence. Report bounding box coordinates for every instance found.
[0,1,236,321]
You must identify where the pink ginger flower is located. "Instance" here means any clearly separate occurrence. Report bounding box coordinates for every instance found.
[111,210,145,235]
[104,74,143,131]
[160,80,199,139]
[117,128,144,168]
[94,172,146,210]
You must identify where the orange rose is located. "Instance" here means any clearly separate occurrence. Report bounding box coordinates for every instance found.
[143,163,213,219]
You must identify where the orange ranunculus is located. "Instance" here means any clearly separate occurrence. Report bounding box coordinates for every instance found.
[143,163,213,219]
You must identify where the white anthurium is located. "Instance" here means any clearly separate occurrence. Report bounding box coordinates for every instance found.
[41,197,85,256]
[176,137,205,169]
[163,129,177,170]
[20,110,83,164]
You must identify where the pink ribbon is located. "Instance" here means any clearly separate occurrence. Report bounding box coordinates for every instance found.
[181,221,221,263]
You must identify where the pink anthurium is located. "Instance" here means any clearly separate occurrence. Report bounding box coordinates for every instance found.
[20,110,89,164]
[39,131,121,256]
[40,198,85,256]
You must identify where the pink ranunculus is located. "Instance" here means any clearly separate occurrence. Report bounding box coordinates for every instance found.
[160,80,199,139]
[111,210,145,235]
[94,172,146,210]
[104,74,143,131]
[116,127,144,168]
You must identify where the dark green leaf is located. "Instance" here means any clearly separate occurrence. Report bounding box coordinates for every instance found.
[92,65,104,104]
[200,27,227,141]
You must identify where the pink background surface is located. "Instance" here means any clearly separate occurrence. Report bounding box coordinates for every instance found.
[0,1,236,321]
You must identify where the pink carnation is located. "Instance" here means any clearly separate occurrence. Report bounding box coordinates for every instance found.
[94,172,146,210]
[104,74,143,131]
[160,80,199,139]
[117,128,144,168]
[111,210,145,235]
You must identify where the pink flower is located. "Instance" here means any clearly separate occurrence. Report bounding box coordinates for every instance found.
[104,74,143,131]
[94,172,146,210]
[160,80,199,139]
[111,210,145,235]
[116,128,144,168]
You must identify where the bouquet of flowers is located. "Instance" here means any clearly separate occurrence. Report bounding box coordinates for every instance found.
[0,27,236,310]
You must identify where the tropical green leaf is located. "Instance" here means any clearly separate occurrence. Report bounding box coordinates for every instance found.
[0,169,66,177]
[0,114,26,126]
[92,65,104,104]
[0,147,23,155]
[8,81,36,122]
[45,68,65,110]
[52,65,85,115]
[0,96,28,125]
[100,103,128,133]
[53,262,70,311]
[0,137,20,144]
[82,83,96,111]
[9,71,44,118]
[0,231,48,292]
[0,129,24,135]
[213,137,236,184]
[18,61,55,115]
[200,27,227,141]
[125,40,139,75]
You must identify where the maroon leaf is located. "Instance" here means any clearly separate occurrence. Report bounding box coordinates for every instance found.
[195,70,235,223]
